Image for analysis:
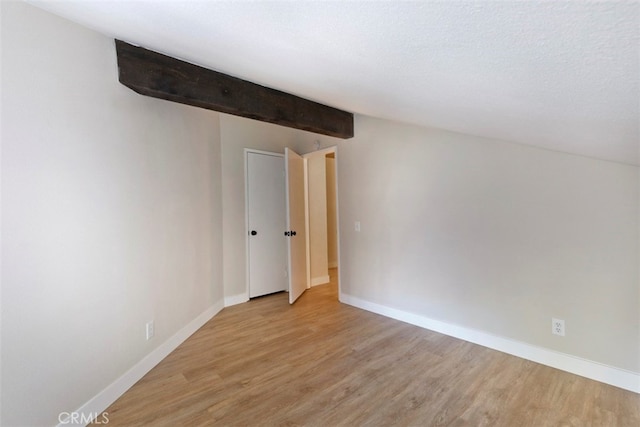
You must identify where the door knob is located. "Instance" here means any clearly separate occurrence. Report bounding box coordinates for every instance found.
[291,231,297,236]
[284,231,291,236]
[250,230,257,236]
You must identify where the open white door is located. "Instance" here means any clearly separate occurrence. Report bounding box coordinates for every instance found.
[285,147,307,304]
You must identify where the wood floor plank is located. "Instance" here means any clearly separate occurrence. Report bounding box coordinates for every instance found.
[95,269,639,426]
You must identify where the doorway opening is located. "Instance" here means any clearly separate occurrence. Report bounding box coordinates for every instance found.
[303,147,339,299]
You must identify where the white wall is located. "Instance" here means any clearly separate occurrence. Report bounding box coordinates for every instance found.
[1,2,223,425]
[307,152,329,284]
[338,115,639,373]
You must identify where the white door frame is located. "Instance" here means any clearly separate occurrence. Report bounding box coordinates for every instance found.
[244,148,285,300]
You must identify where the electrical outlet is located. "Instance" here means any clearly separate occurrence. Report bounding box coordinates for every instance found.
[146,320,154,340]
[552,318,565,336]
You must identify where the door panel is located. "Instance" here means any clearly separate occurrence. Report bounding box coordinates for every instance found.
[285,148,307,304]
[247,152,287,298]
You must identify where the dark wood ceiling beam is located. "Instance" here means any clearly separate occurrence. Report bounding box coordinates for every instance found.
[115,40,354,139]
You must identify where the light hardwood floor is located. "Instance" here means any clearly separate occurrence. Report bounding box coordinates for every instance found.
[96,269,639,426]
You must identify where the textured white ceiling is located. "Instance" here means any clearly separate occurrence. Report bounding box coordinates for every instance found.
[28,1,639,165]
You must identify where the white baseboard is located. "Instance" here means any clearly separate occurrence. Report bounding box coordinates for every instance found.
[310,275,330,287]
[224,292,249,307]
[339,293,640,394]
[58,300,225,426]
